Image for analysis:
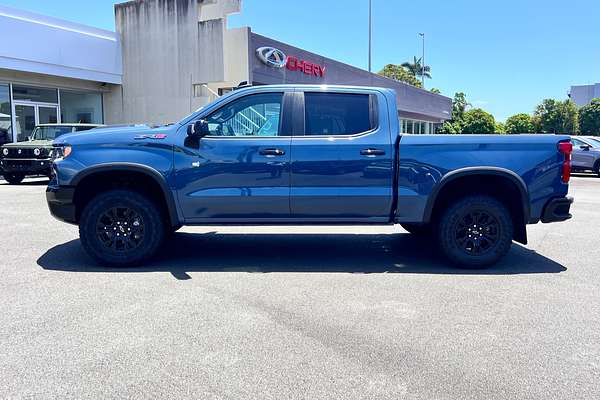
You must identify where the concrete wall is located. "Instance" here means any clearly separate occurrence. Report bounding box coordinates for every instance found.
[0,4,121,84]
[113,0,244,125]
[570,83,600,107]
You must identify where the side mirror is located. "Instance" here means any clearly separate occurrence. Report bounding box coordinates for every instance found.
[581,144,592,151]
[187,119,210,139]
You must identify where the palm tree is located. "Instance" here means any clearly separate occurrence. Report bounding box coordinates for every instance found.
[401,56,431,79]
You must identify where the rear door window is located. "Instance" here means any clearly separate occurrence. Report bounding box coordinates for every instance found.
[304,92,376,136]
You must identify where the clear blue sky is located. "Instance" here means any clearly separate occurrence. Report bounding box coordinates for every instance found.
[2,0,598,121]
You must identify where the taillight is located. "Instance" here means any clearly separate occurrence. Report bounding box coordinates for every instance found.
[558,141,573,183]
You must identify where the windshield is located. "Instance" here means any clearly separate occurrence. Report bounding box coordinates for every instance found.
[32,126,73,140]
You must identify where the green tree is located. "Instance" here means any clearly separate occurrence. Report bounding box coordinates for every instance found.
[495,121,506,134]
[505,113,534,134]
[461,108,496,134]
[401,56,432,80]
[451,92,470,121]
[437,121,462,134]
[430,88,441,94]
[579,98,600,135]
[437,92,472,134]
[534,99,578,134]
[378,64,422,88]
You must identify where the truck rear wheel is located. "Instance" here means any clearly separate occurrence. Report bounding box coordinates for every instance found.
[79,190,165,267]
[437,195,513,269]
[3,173,25,185]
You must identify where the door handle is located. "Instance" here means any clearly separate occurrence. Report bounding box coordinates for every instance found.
[360,148,385,156]
[259,148,286,156]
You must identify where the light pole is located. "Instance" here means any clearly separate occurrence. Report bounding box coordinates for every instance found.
[368,0,372,72]
[419,32,425,88]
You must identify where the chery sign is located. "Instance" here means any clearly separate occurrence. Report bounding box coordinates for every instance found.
[256,46,326,78]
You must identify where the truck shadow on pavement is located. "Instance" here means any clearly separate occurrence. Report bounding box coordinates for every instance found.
[37,232,566,278]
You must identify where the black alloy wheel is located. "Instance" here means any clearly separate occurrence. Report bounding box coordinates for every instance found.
[437,195,513,268]
[79,190,165,267]
[453,210,500,256]
[96,207,146,252]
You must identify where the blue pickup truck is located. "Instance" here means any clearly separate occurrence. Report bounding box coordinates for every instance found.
[46,85,573,268]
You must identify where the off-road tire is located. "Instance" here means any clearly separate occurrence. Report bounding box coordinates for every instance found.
[400,223,431,236]
[437,195,513,269]
[79,190,165,267]
[4,173,25,185]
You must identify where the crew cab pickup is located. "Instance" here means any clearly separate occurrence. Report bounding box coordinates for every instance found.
[46,85,573,268]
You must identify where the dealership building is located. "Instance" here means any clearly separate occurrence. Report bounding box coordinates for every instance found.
[0,0,451,144]
[569,83,600,107]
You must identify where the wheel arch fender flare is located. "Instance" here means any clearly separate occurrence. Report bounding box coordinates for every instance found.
[422,166,530,224]
[71,162,180,227]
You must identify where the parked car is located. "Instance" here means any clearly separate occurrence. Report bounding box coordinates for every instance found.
[571,136,600,177]
[0,123,102,184]
[582,136,600,148]
[47,85,573,268]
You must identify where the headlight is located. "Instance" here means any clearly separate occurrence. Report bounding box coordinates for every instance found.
[63,146,72,158]
[52,145,72,160]
[2,148,8,156]
[34,148,41,156]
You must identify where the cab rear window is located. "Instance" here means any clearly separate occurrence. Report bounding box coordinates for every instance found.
[304,92,376,136]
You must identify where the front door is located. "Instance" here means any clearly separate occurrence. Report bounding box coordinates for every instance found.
[13,103,58,142]
[290,90,394,222]
[175,91,293,222]
[571,138,595,169]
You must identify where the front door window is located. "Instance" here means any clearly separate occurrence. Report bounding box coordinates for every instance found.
[204,93,283,137]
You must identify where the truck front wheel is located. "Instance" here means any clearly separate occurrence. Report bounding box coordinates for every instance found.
[79,190,165,267]
[437,195,513,269]
[3,173,25,185]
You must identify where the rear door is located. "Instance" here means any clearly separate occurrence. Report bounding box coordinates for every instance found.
[289,89,394,222]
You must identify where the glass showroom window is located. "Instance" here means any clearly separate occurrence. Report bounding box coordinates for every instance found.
[400,118,439,134]
[12,85,58,103]
[0,84,12,144]
[60,91,103,124]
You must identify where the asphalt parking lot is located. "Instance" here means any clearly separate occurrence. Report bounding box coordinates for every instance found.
[1,176,599,399]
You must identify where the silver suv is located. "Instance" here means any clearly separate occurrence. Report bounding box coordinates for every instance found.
[572,136,600,177]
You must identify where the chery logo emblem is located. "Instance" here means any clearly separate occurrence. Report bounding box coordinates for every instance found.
[256,46,287,68]
[256,46,326,78]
